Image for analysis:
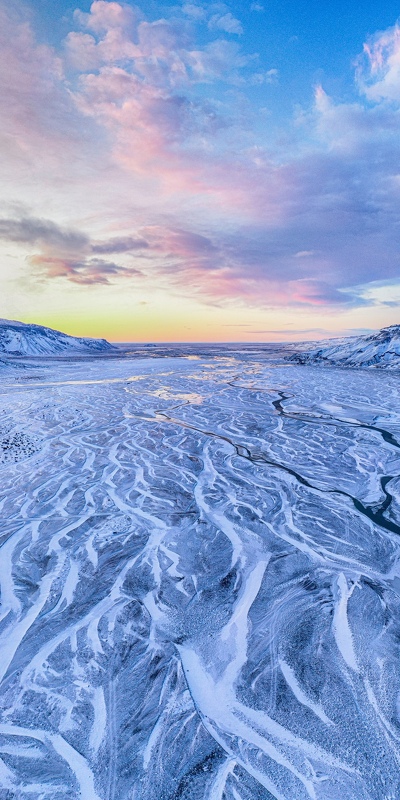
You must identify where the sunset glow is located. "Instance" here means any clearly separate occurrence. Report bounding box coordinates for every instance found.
[1,0,400,340]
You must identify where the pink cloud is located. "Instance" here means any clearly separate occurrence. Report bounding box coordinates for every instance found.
[1,1,400,315]
[30,255,142,285]
[0,6,63,154]
[135,225,353,309]
[62,1,266,206]
[357,24,400,102]
[143,226,216,258]
[65,3,250,86]
[74,1,137,35]
[66,6,191,84]
[73,66,188,174]
[0,213,146,285]
[150,258,352,308]
[0,2,103,187]
[72,57,290,214]
[65,29,140,70]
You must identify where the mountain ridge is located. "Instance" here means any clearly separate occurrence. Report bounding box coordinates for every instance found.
[288,324,400,369]
[0,319,115,356]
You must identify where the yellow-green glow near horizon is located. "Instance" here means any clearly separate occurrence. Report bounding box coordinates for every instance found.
[22,301,397,344]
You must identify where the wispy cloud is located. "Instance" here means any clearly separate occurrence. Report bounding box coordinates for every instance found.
[356,23,400,102]
[182,4,206,21]
[251,328,333,335]
[91,236,149,254]
[0,1,400,317]
[208,13,243,36]
[29,255,142,285]
[0,216,87,252]
[0,214,146,284]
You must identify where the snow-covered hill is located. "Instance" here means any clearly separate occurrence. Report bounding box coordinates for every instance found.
[288,325,400,369]
[0,319,115,356]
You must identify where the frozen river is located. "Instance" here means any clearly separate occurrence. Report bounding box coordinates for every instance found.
[0,347,400,799]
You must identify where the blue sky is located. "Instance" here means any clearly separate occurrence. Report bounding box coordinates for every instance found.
[28,0,400,136]
[35,0,400,103]
[1,0,400,341]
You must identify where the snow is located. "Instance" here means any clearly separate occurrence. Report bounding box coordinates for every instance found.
[288,324,400,369]
[0,333,399,798]
[0,318,114,356]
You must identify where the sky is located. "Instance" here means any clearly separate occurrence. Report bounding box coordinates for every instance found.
[1,0,400,341]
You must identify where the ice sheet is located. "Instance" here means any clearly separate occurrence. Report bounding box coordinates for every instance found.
[0,350,400,798]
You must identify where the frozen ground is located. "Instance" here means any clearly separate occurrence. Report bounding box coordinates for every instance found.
[0,347,400,799]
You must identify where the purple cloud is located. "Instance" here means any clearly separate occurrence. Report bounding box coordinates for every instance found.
[30,255,142,285]
[0,214,147,284]
[91,236,149,254]
[1,2,400,313]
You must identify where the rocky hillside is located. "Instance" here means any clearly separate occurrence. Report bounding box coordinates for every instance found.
[287,325,400,369]
[0,319,115,356]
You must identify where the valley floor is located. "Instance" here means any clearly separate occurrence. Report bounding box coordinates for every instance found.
[0,348,400,799]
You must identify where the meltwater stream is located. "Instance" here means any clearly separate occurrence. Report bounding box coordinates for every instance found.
[0,351,400,799]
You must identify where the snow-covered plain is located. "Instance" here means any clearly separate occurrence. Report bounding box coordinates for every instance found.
[1,345,400,799]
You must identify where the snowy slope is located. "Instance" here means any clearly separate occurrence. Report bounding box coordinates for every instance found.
[0,319,115,355]
[288,325,400,369]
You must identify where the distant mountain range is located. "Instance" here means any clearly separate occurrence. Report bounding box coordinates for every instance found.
[0,319,114,356]
[1,318,400,369]
[288,325,400,369]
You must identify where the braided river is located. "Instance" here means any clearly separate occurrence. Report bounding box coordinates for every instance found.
[0,347,400,799]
